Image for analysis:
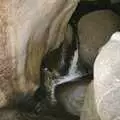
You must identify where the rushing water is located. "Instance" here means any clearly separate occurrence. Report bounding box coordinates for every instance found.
[38,48,81,120]
[68,49,79,75]
[46,49,82,105]
[55,49,82,86]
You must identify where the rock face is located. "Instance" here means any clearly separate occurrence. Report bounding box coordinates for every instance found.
[0,0,79,109]
[41,24,74,75]
[80,81,100,120]
[80,32,120,120]
[78,10,120,72]
[94,32,120,120]
[55,75,92,116]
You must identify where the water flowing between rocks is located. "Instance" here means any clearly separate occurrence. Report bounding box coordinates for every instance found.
[36,48,82,120]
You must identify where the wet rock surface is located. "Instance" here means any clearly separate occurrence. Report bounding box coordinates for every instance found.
[55,75,92,116]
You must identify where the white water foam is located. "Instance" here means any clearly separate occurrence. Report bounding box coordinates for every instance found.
[51,49,82,103]
[68,49,79,75]
[55,49,82,85]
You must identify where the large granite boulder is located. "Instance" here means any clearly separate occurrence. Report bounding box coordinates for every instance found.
[0,0,79,110]
[55,75,92,116]
[94,32,120,120]
[81,32,120,120]
[80,81,100,120]
[78,10,120,72]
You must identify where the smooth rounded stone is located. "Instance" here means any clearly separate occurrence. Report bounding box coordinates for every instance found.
[55,75,92,116]
[80,81,100,120]
[94,32,120,120]
[0,0,79,110]
[78,10,120,71]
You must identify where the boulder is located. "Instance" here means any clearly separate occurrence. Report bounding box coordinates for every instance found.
[0,0,79,109]
[78,10,120,72]
[80,81,100,120]
[55,75,92,116]
[94,32,120,120]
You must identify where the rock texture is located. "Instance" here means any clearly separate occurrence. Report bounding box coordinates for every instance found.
[80,81,100,120]
[94,32,120,120]
[0,0,79,109]
[78,10,120,71]
[55,75,92,116]
[80,32,120,120]
[41,24,74,74]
